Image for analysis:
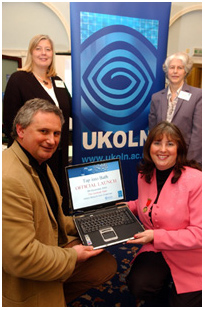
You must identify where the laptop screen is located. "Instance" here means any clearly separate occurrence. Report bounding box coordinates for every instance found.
[65,159,126,212]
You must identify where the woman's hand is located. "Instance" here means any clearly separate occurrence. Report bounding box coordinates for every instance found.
[127,230,154,245]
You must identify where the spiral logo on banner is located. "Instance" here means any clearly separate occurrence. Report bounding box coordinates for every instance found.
[80,12,158,132]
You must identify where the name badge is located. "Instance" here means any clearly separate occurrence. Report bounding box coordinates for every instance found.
[55,80,65,88]
[178,91,192,101]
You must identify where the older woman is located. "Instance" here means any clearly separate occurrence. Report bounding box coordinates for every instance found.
[149,52,202,164]
[125,121,202,307]
[3,34,72,214]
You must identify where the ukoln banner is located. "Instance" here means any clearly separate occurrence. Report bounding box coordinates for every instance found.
[70,2,171,200]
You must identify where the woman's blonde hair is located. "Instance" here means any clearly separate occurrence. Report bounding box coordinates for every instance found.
[19,34,56,77]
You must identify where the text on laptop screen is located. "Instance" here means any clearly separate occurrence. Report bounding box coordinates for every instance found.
[67,160,125,211]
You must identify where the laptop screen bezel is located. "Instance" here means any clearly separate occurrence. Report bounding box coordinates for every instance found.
[65,158,126,214]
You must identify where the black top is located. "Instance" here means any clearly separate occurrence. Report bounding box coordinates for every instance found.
[149,166,174,224]
[3,71,72,214]
[18,142,58,220]
[154,166,174,203]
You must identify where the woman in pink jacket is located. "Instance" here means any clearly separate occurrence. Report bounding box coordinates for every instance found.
[126,121,202,307]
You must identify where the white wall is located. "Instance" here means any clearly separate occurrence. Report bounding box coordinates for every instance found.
[2,2,202,84]
[2,2,70,52]
[2,2,202,55]
[168,2,202,57]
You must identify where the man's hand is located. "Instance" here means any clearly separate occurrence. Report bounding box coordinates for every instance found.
[73,244,104,263]
[127,230,154,245]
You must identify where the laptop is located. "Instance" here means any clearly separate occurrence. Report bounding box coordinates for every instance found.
[65,158,144,249]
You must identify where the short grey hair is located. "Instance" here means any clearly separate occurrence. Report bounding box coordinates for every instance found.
[12,98,65,139]
[163,52,193,78]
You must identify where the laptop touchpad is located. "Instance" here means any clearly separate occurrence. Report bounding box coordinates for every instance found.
[99,227,118,242]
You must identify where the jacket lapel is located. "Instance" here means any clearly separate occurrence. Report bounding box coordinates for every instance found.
[161,89,168,120]
[31,169,58,224]
[12,141,58,224]
[30,73,58,106]
[172,83,190,120]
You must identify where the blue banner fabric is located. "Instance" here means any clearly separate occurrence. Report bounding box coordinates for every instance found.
[70,2,171,200]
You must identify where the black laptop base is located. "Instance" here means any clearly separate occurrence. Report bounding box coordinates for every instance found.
[74,206,144,249]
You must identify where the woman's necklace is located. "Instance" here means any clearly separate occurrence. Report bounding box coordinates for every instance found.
[33,72,49,85]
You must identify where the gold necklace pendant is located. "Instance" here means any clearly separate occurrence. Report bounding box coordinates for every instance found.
[42,80,48,85]
[34,72,49,85]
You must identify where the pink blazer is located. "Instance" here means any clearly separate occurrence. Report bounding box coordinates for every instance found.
[128,167,202,294]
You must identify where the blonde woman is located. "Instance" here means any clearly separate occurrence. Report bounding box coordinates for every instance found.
[3,34,72,214]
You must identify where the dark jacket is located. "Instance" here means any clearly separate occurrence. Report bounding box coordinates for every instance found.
[3,71,72,214]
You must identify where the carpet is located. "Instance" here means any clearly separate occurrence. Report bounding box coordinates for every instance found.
[67,243,144,307]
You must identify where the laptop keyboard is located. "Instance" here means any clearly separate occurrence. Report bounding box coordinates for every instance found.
[78,208,135,234]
